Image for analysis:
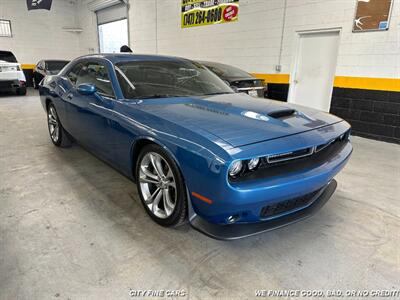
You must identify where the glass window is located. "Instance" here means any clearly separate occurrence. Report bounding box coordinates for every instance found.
[66,63,83,86]
[76,62,114,98]
[98,19,128,53]
[0,19,12,37]
[0,50,17,63]
[201,62,253,79]
[115,60,234,99]
[46,61,69,72]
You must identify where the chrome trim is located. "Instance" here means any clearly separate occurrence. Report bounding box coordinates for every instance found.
[267,146,315,164]
[236,87,264,91]
[315,138,336,153]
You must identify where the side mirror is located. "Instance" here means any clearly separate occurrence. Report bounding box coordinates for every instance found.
[77,83,97,95]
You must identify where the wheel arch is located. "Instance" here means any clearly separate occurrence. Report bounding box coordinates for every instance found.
[45,98,52,110]
[130,136,185,183]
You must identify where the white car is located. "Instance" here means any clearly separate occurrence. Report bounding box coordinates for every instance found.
[0,51,27,95]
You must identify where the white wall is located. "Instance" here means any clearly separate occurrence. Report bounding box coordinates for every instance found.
[0,0,81,64]
[20,0,395,80]
[125,0,400,79]
[76,0,98,56]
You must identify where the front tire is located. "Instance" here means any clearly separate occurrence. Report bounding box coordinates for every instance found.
[47,103,71,147]
[136,144,187,227]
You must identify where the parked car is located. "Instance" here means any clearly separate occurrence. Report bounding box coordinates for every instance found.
[33,59,69,89]
[198,60,266,98]
[39,54,352,240]
[0,50,26,95]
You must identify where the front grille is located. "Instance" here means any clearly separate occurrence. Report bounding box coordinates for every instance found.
[267,146,314,163]
[230,131,350,183]
[260,189,321,219]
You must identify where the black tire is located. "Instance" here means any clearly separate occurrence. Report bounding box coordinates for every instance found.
[33,76,38,89]
[47,102,71,147]
[135,144,187,227]
[16,87,27,96]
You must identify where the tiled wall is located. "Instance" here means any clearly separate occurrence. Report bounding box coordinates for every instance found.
[121,0,400,80]
[330,88,400,144]
[0,0,80,64]
[266,84,400,144]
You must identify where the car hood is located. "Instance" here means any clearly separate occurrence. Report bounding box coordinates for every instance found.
[132,93,343,148]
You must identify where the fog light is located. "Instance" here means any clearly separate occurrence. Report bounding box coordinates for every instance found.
[248,157,260,170]
[228,160,243,177]
[227,215,240,224]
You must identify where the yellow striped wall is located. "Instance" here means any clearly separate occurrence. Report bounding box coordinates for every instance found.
[252,73,400,92]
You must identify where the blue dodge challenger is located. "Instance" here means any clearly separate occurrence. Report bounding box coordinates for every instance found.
[39,54,352,240]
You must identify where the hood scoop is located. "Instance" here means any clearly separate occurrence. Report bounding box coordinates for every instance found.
[268,108,296,119]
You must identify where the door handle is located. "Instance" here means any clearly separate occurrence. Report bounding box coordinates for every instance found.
[66,93,73,100]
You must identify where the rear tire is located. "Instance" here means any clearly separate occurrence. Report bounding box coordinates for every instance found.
[136,144,187,227]
[33,77,38,89]
[17,87,27,96]
[47,102,71,147]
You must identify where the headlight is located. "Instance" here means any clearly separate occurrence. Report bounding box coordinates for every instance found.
[228,160,243,177]
[247,157,260,170]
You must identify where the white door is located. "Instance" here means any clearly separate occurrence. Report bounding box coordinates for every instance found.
[288,30,340,112]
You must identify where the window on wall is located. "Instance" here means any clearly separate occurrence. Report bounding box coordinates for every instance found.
[98,19,128,53]
[0,19,12,37]
[96,3,129,53]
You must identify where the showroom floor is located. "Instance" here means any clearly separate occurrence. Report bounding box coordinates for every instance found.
[1,90,399,299]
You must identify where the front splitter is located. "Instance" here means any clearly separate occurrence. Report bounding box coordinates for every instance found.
[189,179,337,240]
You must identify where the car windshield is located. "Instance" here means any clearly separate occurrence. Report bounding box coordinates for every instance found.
[115,60,234,99]
[201,62,253,79]
[46,60,69,72]
[0,51,17,63]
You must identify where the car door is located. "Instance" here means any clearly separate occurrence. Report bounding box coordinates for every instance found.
[63,60,117,161]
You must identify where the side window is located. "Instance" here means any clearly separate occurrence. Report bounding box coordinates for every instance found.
[76,62,115,98]
[67,63,83,86]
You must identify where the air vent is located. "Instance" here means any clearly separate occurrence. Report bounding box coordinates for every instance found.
[268,109,296,119]
[260,188,321,219]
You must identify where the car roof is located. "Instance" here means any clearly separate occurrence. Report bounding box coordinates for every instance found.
[77,53,191,64]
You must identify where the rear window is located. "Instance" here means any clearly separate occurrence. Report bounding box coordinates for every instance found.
[201,62,253,79]
[0,51,17,63]
[46,60,69,71]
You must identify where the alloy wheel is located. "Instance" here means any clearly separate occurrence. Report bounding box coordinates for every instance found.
[48,106,59,143]
[139,152,177,219]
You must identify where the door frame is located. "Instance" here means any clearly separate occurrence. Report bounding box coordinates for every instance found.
[287,27,342,106]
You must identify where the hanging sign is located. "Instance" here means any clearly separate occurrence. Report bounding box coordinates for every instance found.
[181,0,239,28]
[27,0,53,11]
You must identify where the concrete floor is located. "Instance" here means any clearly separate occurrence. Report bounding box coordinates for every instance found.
[1,89,399,300]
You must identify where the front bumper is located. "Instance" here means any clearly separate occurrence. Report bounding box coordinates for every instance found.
[190,179,337,240]
[0,79,25,91]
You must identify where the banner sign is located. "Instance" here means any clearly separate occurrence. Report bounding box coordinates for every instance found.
[181,0,239,28]
[27,0,53,11]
